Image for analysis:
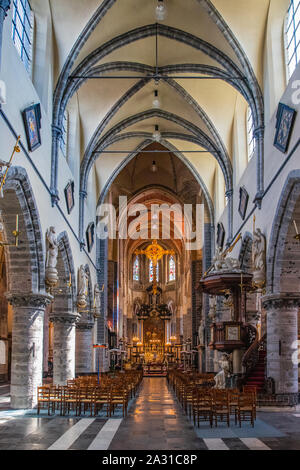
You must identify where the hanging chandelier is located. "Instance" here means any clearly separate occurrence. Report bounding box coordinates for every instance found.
[152,89,161,109]
[152,125,161,142]
[155,0,167,21]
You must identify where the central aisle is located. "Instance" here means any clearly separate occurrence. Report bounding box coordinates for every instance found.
[109,377,205,450]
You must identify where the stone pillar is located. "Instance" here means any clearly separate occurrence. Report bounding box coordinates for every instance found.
[225,189,233,244]
[262,293,300,405]
[75,320,94,375]
[6,292,52,409]
[0,1,10,71]
[50,312,79,385]
[50,125,62,206]
[253,126,265,208]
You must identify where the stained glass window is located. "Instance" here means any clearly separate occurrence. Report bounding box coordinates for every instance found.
[285,0,300,80]
[247,106,255,161]
[11,0,33,74]
[169,256,176,281]
[133,256,139,281]
[149,260,159,282]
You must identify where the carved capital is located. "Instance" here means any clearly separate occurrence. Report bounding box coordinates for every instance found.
[253,125,265,139]
[52,125,63,140]
[6,292,53,309]
[0,0,11,16]
[262,293,300,311]
[79,190,87,200]
[50,312,80,325]
[76,321,94,330]
[225,189,233,199]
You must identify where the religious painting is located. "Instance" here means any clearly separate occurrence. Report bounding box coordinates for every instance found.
[225,325,240,341]
[22,103,42,152]
[216,222,225,249]
[86,222,95,253]
[238,186,249,220]
[274,103,296,153]
[64,180,75,214]
[133,256,140,281]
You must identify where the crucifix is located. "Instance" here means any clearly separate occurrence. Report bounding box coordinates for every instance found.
[135,240,174,295]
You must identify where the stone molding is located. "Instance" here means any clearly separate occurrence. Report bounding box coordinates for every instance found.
[262,293,300,311]
[50,312,80,325]
[6,292,52,309]
[76,322,94,330]
[0,0,10,15]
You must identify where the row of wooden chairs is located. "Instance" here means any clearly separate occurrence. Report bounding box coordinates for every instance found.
[37,371,143,417]
[167,370,257,428]
[191,389,256,428]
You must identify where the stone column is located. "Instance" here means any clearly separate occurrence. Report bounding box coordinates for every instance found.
[253,126,265,208]
[6,292,52,409]
[262,293,300,405]
[75,319,94,375]
[0,1,10,71]
[50,312,79,385]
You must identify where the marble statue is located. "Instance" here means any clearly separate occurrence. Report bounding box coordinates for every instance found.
[212,247,240,272]
[214,353,232,389]
[77,265,88,309]
[253,229,266,273]
[212,247,225,271]
[46,227,58,269]
[198,319,205,346]
[78,265,88,296]
[45,226,59,288]
[208,295,217,321]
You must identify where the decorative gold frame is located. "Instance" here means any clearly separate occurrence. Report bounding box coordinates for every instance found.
[225,325,240,341]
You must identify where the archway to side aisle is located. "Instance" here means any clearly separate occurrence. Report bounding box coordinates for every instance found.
[0,167,50,409]
[96,142,214,370]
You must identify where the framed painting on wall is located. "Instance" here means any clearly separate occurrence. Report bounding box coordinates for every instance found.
[274,103,296,153]
[225,325,240,341]
[22,103,42,152]
[238,186,249,220]
[64,180,75,214]
[216,223,225,249]
[86,222,95,253]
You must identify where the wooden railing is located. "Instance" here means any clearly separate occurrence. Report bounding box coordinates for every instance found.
[242,330,266,376]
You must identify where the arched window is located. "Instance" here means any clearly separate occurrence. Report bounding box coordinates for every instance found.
[285,0,300,80]
[149,260,159,282]
[133,256,139,281]
[247,106,255,161]
[169,256,176,281]
[11,0,33,74]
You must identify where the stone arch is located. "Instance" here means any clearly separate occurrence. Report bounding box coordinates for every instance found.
[267,170,300,294]
[2,166,45,294]
[52,22,262,203]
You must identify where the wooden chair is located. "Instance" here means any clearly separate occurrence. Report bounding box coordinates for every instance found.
[228,389,240,422]
[213,394,230,427]
[110,386,128,417]
[243,386,257,418]
[37,386,51,415]
[61,387,80,416]
[236,393,255,427]
[93,387,111,416]
[193,390,213,428]
[78,387,94,416]
[49,386,63,415]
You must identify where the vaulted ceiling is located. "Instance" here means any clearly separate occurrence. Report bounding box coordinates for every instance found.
[48,0,289,213]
